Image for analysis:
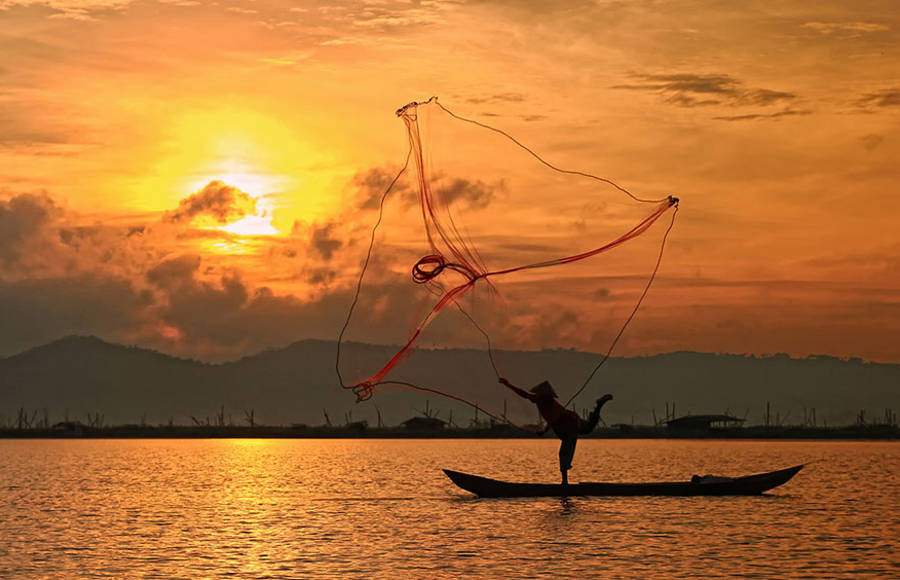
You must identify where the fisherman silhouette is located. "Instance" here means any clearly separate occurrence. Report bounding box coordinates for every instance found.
[499,377,612,485]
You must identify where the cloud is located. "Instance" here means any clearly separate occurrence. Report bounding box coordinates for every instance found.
[305,267,336,286]
[352,166,412,210]
[613,73,796,109]
[857,88,900,108]
[0,247,356,361]
[859,134,884,151]
[164,180,257,225]
[352,165,501,212]
[742,88,799,106]
[396,175,502,210]
[149,265,354,359]
[310,223,342,260]
[496,240,562,254]
[433,177,500,209]
[0,190,155,282]
[465,92,526,105]
[2,178,898,363]
[803,21,890,35]
[225,6,257,15]
[0,183,375,358]
[0,110,74,147]
[0,273,151,356]
[287,219,350,276]
[799,245,900,275]
[513,307,581,348]
[348,0,452,31]
[0,0,136,21]
[146,254,202,290]
[713,108,813,122]
[0,192,60,264]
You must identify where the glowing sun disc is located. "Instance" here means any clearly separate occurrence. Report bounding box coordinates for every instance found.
[219,214,278,236]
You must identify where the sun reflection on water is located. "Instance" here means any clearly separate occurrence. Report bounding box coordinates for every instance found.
[0,440,895,578]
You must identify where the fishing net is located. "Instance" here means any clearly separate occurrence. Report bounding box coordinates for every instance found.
[336,97,678,426]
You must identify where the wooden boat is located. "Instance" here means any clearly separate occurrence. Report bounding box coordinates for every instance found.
[443,464,803,498]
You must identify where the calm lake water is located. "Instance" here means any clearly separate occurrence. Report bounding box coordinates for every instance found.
[1,439,897,578]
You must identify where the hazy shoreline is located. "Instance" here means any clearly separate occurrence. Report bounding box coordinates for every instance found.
[3,425,898,440]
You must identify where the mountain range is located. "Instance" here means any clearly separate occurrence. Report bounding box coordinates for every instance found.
[1,335,897,427]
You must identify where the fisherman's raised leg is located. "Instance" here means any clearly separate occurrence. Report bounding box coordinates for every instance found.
[578,393,613,435]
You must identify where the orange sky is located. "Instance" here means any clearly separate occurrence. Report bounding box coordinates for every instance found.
[1,0,898,362]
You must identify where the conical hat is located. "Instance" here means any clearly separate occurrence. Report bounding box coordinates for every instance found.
[530,381,558,399]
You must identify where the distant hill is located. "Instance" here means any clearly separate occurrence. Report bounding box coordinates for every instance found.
[1,335,897,427]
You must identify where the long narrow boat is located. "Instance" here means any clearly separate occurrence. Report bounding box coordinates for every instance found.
[444,465,803,498]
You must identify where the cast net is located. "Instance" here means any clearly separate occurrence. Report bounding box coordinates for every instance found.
[336,97,678,427]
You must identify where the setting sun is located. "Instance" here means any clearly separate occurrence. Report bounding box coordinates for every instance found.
[200,172,280,236]
[123,105,345,231]
[219,214,278,236]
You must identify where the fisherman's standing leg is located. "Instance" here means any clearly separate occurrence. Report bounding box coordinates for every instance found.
[559,437,576,485]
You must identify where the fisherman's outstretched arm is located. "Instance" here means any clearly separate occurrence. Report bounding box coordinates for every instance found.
[498,377,536,402]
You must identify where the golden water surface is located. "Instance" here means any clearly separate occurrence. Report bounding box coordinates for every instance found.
[2,439,897,578]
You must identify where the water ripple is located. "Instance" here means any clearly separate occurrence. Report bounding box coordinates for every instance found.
[0,439,897,578]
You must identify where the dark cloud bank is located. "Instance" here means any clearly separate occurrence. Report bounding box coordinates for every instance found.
[0,181,358,360]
